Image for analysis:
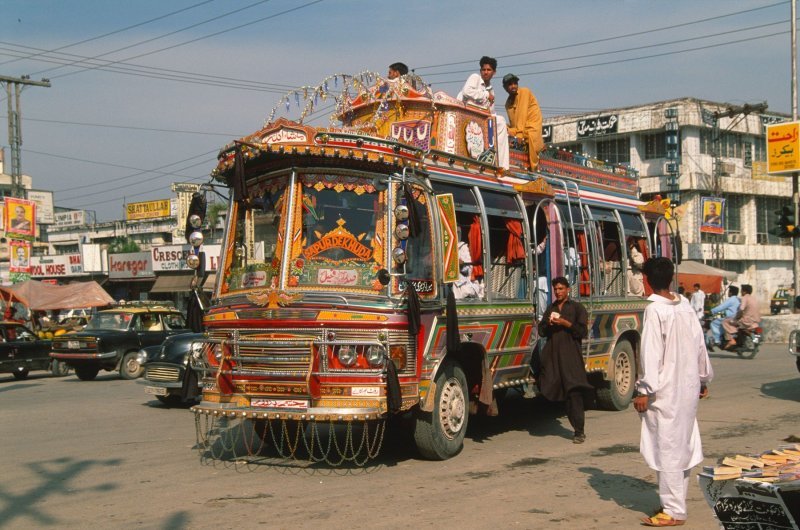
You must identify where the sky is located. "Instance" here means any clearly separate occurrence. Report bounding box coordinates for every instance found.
[0,0,796,221]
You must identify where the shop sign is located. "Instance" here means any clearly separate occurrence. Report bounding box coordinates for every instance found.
[54,210,86,227]
[125,199,171,221]
[31,254,84,277]
[151,244,220,272]
[109,252,154,279]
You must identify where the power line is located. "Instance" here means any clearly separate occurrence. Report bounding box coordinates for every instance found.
[5,114,242,137]
[0,0,216,68]
[38,0,326,82]
[423,18,788,77]
[414,0,788,70]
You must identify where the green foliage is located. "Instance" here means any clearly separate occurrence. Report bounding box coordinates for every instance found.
[107,237,141,254]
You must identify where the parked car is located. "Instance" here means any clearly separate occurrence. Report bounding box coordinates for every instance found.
[50,303,191,381]
[0,321,69,379]
[770,288,793,315]
[141,332,204,406]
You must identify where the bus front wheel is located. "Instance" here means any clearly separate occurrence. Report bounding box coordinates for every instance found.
[596,341,635,411]
[413,361,468,460]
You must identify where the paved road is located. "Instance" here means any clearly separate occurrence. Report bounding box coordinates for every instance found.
[2,343,799,529]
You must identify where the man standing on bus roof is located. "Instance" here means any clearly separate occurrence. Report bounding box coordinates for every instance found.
[635,257,712,527]
[457,56,510,170]
[537,276,592,444]
[503,73,544,170]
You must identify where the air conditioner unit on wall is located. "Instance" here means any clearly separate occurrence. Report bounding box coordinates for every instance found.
[726,233,746,245]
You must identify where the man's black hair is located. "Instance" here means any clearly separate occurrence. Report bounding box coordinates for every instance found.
[479,56,497,70]
[728,285,740,296]
[551,276,569,288]
[741,284,752,295]
[642,257,674,291]
[389,62,408,75]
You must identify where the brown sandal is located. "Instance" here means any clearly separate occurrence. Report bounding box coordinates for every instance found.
[641,512,685,526]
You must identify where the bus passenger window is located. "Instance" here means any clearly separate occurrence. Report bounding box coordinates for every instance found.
[453,216,485,300]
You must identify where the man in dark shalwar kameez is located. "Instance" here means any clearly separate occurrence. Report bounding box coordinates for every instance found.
[537,276,592,443]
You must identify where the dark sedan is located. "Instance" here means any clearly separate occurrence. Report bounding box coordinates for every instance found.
[141,333,204,406]
[0,321,69,379]
[50,304,190,381]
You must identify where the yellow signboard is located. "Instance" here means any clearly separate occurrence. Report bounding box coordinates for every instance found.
[766,122,800,174]
[126,199,171,221]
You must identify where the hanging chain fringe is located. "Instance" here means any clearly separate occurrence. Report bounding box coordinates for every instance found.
[195,414,386,467]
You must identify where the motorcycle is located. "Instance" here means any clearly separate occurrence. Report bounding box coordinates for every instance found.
[702,314,762,359]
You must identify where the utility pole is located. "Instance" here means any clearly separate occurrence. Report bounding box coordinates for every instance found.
[1,74,51,198]
[792,0,799,298]
[710,101,768,270]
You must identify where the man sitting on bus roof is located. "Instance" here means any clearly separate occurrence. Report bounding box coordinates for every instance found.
[457,56,509,170]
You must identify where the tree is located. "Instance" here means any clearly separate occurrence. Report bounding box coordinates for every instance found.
[107,237,141,254]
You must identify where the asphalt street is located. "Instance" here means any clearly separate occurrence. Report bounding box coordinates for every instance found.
[1,342,799,529]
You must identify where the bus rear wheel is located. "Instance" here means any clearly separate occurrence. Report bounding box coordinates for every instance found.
[413,361,468,460]
[596,341,635,411]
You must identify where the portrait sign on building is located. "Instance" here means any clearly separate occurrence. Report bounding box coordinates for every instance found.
[700,197,725,234]
[3,197,36,240]
[9,240,31,273]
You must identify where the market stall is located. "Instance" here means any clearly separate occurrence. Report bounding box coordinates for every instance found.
[698,444,800,529]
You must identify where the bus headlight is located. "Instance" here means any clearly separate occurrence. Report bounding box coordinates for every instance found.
[337,345,356,367]
[394,223,410,240]
[392,247,407,264]
[365,345,386,367]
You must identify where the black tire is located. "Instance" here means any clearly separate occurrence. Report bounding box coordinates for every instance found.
[12,367,29,380]
[413,361,469,460]
[50,360,70,377]
[75,366,99,381]
[119,352,144,380]
[736,336,759,360]
[596,341,635,411]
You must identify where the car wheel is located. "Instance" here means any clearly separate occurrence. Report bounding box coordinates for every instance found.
[12,367,29,380]
[596,341,635,411]
[75,366,99,381]
[413,361,469,460]
[120,352,144,380]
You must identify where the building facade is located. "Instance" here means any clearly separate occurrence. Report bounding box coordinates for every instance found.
[544,97,794,304]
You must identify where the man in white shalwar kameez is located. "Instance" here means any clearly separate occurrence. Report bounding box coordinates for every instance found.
[456,56,510,170]
[634,257,713,527]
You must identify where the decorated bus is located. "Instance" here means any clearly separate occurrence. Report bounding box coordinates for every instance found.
[188,72,674,464]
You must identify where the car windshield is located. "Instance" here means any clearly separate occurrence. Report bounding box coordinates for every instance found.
[84,312,133,331]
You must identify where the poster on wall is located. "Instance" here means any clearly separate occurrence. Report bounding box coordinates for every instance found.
[3,197,36,240]
[9,240,31,273]
[700,197,725,235]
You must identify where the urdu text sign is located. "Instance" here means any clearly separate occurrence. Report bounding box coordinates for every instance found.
[766,122,800,174]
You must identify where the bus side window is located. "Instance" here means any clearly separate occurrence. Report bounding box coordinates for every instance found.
[598,220,624,296]
[481,190,527,301]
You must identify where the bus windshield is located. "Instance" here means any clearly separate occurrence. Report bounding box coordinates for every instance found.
[221,172,388,294]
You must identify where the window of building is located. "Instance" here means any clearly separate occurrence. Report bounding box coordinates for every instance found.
[643,132,666,159]
[756,196,791,245]
[752,135,765,162]
[699,128,713,155]
[595,137,630,164]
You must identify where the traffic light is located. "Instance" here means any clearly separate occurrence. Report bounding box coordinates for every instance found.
[772,205,798,238]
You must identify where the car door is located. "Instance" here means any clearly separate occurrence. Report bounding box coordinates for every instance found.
[135,314,167,348]
[11,324,50,369]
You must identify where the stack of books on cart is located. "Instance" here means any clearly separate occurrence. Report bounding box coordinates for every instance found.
[707,443,800,483]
